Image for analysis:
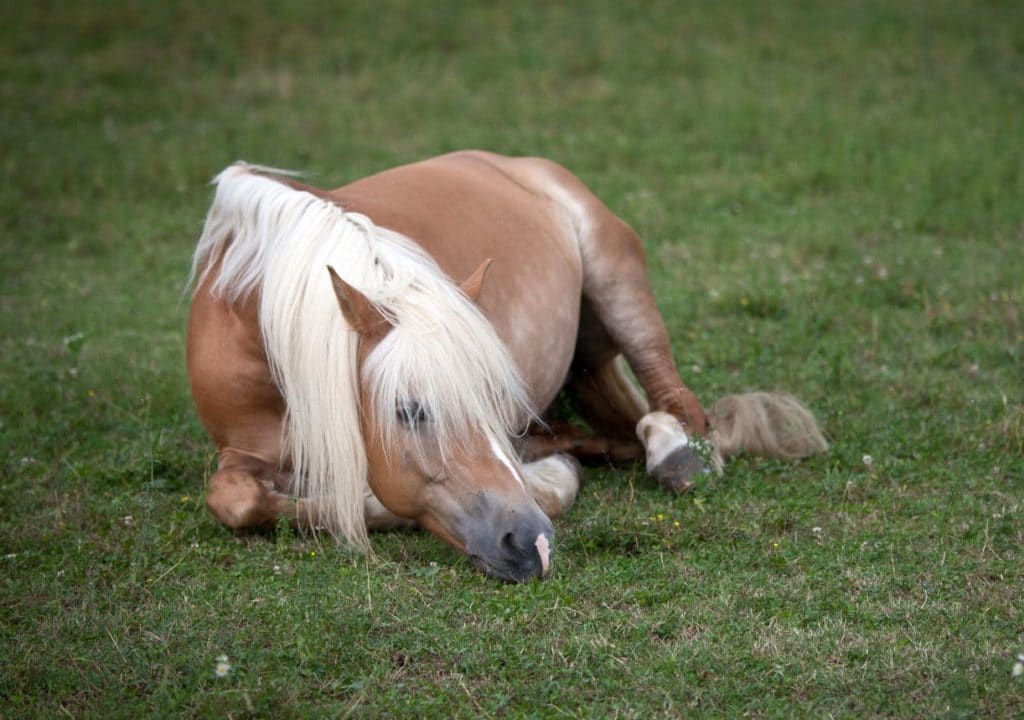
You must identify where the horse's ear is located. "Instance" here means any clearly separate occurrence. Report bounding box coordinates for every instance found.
[458,258,493,303]
[327,266,391,338]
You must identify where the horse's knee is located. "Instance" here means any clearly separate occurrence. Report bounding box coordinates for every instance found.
[206,469,283,530]
[523,454,582,519]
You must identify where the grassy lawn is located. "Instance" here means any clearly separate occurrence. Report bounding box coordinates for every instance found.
[2,1,1023,717]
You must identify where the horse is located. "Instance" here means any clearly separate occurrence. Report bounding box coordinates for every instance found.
[186,151,827,582]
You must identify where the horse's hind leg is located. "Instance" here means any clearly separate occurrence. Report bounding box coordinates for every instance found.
[493,156,707,490]
[521,340,647,467]
[574,210,709,492]
[520,421,644,466]
[569,341,706,492]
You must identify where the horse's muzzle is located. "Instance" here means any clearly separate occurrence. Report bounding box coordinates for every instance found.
[464,497,555,582]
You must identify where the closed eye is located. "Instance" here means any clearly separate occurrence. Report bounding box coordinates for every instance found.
[396,400,431,429]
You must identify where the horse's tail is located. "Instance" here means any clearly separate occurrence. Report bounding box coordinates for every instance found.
[707,392,827,464]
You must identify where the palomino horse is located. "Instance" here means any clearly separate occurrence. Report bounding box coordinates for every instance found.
[187,151,826,581]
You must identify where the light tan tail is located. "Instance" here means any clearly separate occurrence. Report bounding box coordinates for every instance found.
[708,392,828,463]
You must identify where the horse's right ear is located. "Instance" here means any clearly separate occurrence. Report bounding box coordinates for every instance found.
[459,258,493,303]
[327,266,392,339]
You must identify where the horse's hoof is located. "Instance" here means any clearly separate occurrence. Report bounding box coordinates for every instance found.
[649,445,706,494]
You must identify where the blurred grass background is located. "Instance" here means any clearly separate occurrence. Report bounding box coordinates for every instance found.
[1,1,1022,717]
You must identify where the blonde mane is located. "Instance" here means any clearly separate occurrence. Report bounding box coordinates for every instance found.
[192,163,534,548]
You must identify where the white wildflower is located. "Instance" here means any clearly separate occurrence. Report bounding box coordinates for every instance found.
[811,526,822,536]
[862,455,874,469]
[1013,653,1024,678]
[214,654,231,678]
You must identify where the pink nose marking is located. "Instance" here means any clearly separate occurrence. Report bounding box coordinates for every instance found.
[535,533,550,576]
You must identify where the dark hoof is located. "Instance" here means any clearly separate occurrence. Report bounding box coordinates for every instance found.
[650,446,706,494]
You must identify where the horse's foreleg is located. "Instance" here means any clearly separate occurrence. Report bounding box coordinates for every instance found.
[206,451,302,530]
[521,454,582,519]
[362,490,417,531]
[207,450,414,533]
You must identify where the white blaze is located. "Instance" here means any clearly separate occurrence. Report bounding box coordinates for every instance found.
[488,434,525,489]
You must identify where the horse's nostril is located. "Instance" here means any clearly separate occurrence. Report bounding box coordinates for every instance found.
[500,531,517,552]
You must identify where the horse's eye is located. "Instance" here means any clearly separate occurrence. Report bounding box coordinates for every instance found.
[397,400,430,428]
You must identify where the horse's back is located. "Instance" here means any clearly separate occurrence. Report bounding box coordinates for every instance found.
[332,151,584,280]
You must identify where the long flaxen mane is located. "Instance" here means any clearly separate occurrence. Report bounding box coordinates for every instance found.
[191,163,534,549]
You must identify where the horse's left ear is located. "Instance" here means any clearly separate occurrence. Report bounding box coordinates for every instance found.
[327,266,392,339]
[459,258,493,303]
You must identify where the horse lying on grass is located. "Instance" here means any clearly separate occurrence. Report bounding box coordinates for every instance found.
[187,151,827,582]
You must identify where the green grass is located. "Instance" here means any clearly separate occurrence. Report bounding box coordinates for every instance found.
[2,0,1023,717]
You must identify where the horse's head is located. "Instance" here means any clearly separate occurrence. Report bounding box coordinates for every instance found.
[327,264,553,582]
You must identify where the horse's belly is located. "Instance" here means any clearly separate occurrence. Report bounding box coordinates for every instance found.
[483,268,581,413]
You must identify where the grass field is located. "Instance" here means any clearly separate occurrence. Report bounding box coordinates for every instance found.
[2,1,1023,717]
